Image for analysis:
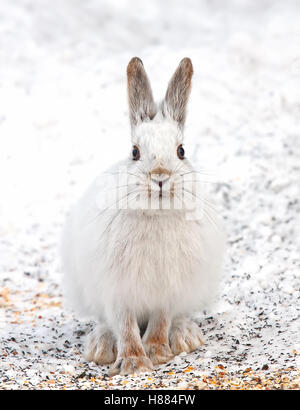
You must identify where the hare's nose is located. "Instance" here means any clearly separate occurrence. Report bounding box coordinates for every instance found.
[150,166,171,176]
[150,166,171,183]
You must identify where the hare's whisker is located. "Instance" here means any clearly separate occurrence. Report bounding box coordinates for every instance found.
[96,191,149,243]
[182,188,219,212]
[179,169,216,177]
[181,189,219,230]
[104,171,144,180]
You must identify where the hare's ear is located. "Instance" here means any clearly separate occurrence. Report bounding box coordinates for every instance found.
[163,58,193,127]
[127,57,156,127]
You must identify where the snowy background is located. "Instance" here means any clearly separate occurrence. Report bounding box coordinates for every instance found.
[0,0,300,389]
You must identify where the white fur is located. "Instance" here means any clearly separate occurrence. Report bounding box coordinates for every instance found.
[61,115,225,330]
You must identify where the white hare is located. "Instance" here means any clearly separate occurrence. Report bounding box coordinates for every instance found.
[61,57,225,375]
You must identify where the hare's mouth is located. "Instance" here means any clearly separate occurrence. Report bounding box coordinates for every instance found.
[148,178,174,201]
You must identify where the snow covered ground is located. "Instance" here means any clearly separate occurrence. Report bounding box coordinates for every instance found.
[0,0,299,389]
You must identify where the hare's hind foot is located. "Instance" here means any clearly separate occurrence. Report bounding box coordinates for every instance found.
[169,316,204,355]
[84,324,117,365]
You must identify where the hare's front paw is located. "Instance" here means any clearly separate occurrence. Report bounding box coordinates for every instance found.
[169,317,204,355]
[143,341,173,365]
[109,356,154,376]
[84,325,117,365]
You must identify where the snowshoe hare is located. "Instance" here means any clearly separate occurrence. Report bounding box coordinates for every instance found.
[61,57,225,375]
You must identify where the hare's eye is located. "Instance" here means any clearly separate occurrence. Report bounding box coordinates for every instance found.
[177,144,185,160]
[132,145,140,160]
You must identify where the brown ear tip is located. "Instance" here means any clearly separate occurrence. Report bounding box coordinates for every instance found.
[127,57,143,73]
[130,56,143,65]
[180,57,192,64]
[180,57,193,66]
[180,57,193,72]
